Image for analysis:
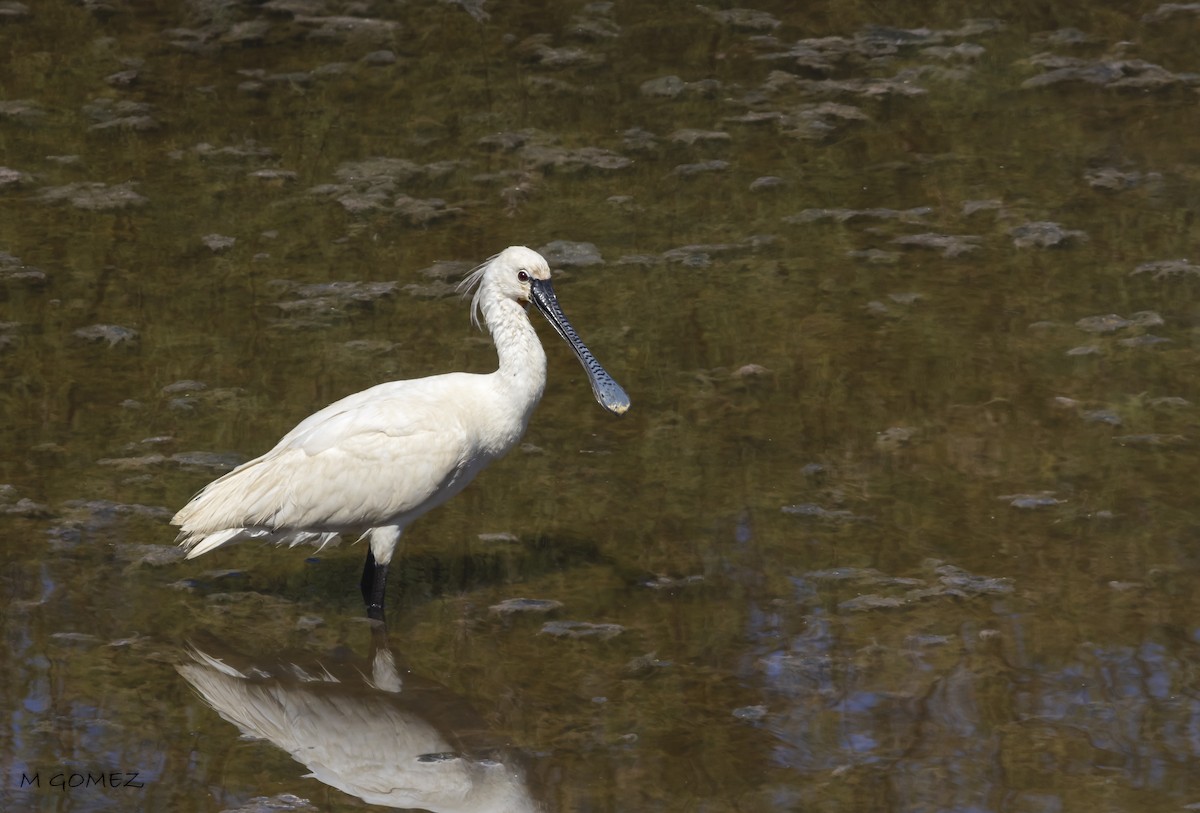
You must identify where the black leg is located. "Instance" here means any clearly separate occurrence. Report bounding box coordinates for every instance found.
[360,548,376,605]
[361,549,389,621]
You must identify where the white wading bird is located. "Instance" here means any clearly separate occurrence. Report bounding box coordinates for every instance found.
[172,246,629,619]
[177,638,544,812]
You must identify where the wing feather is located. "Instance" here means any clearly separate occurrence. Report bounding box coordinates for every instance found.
[174,374,490,552]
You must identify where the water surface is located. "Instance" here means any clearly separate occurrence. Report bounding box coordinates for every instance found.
[2,1,1200,811]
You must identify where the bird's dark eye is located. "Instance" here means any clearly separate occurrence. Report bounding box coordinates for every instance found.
[517,270,529,282]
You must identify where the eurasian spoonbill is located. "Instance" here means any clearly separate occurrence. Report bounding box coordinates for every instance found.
[178,636,543,812]
[172,246,629,619]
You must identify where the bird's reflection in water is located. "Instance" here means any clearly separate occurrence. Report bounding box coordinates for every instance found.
[176,630,544,813]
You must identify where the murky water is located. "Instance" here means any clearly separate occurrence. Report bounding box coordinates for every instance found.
[3,1,1200,811]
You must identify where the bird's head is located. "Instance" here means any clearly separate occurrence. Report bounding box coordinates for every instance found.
[458,245,630,415]
[459,245,550,328]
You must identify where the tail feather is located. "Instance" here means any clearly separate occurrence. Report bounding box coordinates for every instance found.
[178,527,343,559]
[180,527,252,558]
[174,448,345,557]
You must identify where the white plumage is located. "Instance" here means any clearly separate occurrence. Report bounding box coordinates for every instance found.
[172,246,629,618]
[177,641,543,812]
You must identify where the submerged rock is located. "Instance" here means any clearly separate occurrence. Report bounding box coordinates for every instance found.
[361,49,396,66]
[219,19,273,45]
[538,240,603,267]
[875,425,919,450]
[45,500,170,551]
[273,280,399,313]
[1074,313,1129,333]
[171,451,244,471]
[734,363,770,378]
[62,499,173,519]
[50,632,103,646]
[0,99,46,124]
[778,101,871,140]
[639,74,720,99]
[72,324,139,346]
[892,232,982,257]
[414,259,475,281]
[1117,334,1171,348]
[193,141,280,163]
[523,42,606,70]
[921,42,986,61]
[668,128,731,146]
[310,157,466,220]
[333,156,424,185]
[1149,396,1192,408]
[749,175,785,191]
[247,168,297,184]
[839,594,906,612]
[1085,166,1158,191]
[672,159,729,176]
[83,97,159,131]
[932,563,1014,595]
[961,199,1004,215]
[0,252,47,286]
[767,71,926,100]
[114,543,187,567]
[803,567,889,583]
[218,793,317,813]
[97,453,168,470]
[476,130,536,151]
[838,559,1012,604]
[643,574,704,589]
[729,705,768,724]
[620,127,658,152]
[781,503,871,522]
[37,182,148,210]
[518,143,631,172]
[540,620,624,640]
[724,110,785,126]
[0,485,50,518]
[1142,2,1200,22]
[567,6,618,39]
[624,652,672,677]
[1033,27,1095,45]
[696,6,780,31]
[1081,409,1122,425]
[785,206,931,224]
[754,38,851,73]
[1021,55,1197,91]
[660,236,774,266]
[999,492,1063,509]
[1113,433,1188,447]
[1131,259,1200,279]
[293,14,401,46]
[847,248,900,264]
[105,68,140,87]
[202,234,236,253]
[489,598,563,615]
[0,166,33,188]
[392,195,462,225]
[1009,221,1088,248]
[0,2,31,20]
[639,75,687,98]
[90,114,160,132]
[1073,312,1161,334]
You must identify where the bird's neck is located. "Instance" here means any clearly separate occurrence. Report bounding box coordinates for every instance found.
[483,298,547,408]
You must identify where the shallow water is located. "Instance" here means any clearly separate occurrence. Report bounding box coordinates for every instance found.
[3,1,1200,811]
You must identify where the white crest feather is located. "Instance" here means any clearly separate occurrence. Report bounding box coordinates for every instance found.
[456,252,499,329]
